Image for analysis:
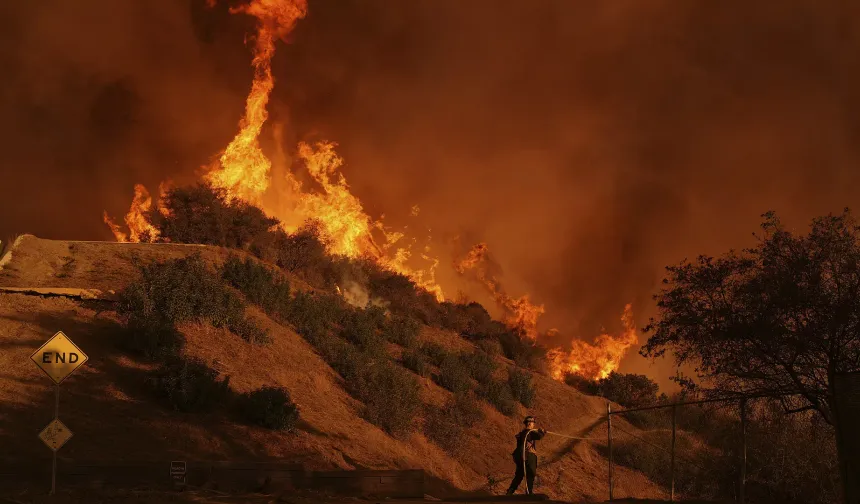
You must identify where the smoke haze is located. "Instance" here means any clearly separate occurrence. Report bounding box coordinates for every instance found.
[3,0,860,386]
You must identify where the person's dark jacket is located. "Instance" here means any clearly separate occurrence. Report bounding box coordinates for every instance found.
[512,428,546,459]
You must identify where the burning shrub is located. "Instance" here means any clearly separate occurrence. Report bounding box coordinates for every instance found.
[150,356,231,413]
[221,255,291,316]
[462,350,498,385]
[480,379,517,416]
[401,350,430,377]
[507,368,536,407]
[238,385,299,431]
[435,354,472,394]
[420,341,450,367]
[382,314,421,349]
[151,183,278,250]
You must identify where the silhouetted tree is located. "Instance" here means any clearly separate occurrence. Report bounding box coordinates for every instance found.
[641,209,860,494]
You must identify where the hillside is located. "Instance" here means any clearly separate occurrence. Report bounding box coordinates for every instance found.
[0,235,667,502]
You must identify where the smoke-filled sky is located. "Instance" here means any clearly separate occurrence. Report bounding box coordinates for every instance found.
[3,0,860,386]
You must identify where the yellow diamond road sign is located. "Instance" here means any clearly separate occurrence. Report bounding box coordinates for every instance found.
[39,418,73,452]
[30,331,88,384]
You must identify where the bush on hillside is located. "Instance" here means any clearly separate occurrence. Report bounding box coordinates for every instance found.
[420,341,450,367]
[401,350,430,377]
[287,291,344,340]
[423,392,484,456]
[443,302,498,339]
[424,406,464,455]
[273,220,341,288]
[238,386,299,431]
[366,266,442,324]
[507,368,536,407]
[118,254,264,356]
[228,316,272,345]
[476,338,502,357]
[339,308,384,353]
[565,372,667,427]
[452,391,485,428]
[596,372,660,409]
[122,319,185,361]
[150,356,231,412]
[312,334,419,437]
[462,350,497,384]
[564,373,599,396]
[150,183,278,251]
[435,354,472,394]
[480,379,517,416]
[354,361,422,437]
[382,315,421,349]
[221,255,291,316]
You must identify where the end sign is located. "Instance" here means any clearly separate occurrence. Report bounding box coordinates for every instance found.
[30,331,88,384]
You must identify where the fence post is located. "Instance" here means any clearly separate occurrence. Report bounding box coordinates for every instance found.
[740,398,747,504]
[607,401,613,501]
[670,403,677,502]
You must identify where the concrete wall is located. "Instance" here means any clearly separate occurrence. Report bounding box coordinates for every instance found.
[0,459,425,498]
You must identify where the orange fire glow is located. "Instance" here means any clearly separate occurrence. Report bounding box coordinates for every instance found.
[547,304,639,381]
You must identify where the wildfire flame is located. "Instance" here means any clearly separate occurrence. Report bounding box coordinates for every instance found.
[205,0,307,204]
[103,183,167,243]
[105,0,444,301]
[455,242,545,340]
[546,304,639,381]
[455,242,638,380]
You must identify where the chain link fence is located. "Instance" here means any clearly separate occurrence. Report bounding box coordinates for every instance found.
[606,396,841,503]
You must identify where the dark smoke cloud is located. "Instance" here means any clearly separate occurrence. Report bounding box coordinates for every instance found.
[3,0,860,387]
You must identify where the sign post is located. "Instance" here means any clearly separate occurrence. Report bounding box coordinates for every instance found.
[170,461,187,489]
[30,331,88,495]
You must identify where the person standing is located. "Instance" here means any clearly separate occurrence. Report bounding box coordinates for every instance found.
[507,415,546,495]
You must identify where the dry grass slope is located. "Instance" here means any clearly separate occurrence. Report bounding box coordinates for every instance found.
[0,236,666,502]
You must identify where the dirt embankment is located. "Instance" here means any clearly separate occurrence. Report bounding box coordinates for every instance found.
[0,236,666,502]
